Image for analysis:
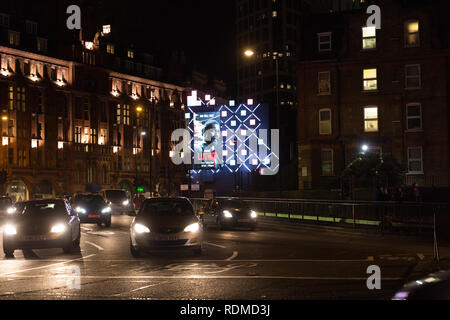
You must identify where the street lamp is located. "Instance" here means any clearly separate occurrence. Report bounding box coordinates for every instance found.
[244,49,283,197]
[362,144,369,153]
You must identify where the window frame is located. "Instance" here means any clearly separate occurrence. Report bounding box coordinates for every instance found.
[405,64,421,89]
[321,149,334,177]
[318,32,332,52]
[362,26,377,50]
[363,68,378,91]
[318,71,331,95]
[404,20,420,48]
[406,103,422,132]
[407,147,423,174]
[319,108,332,135]
[364,106,379,133]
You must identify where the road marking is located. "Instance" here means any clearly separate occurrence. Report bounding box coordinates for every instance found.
[81,227,91,232]
[0,254,96,276]
[226,251,239,261]
[1,274,404,281]
[204,242,226,249]
[85,241,104,251]
[113,281,170,296]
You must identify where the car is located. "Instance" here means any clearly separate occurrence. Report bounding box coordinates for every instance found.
[129,197,203,257]
[2,199,81,257]
[102,189,135,215]
[393,270,450,300]
[0,196,15,220]
[73,193,112,227]
[203,198,258,230]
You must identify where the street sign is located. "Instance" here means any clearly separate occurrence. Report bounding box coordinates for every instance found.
[180,184,189,191]
[191,184,200,191]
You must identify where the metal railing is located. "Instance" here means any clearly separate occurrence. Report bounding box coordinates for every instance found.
[191,197,450,234]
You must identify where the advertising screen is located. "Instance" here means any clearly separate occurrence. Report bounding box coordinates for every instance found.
[193,112,221,170]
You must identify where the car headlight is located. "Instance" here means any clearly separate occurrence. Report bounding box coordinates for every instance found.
[75,207,86,214]
[102,207,111,214]
[184,223,199,233]
[51,224,67,234]
[134,223,150,234]
[4,224,16,235]
[223,210,233,218]
[7,207,16,215]
[251,211,258,219]
[122,200,130,206]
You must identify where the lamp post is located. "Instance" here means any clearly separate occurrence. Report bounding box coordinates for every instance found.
[135,106,143,196]
[243,49,283,198]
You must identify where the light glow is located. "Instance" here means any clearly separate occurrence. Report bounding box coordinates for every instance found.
[134,223,150,234]
[223,210,233,218]
[184,223,200,233]
[2,137,8,146]
[4,224,16,236]
[51,224,66,234]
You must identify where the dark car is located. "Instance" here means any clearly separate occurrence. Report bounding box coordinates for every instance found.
[0,196,14,219]
[102,189,134,215]
[73,194,112,227]
[203,198,258,230]
[130,198,203,257]
[393,270,450,300]
[2,199,81,256]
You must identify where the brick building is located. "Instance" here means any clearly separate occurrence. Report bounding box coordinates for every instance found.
[297,0,450,190]
[0,8,189,200]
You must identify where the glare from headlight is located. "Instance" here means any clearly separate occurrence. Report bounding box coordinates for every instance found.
[7,207,16,215]
[223,210,233,218]
[75,207,86,214]
[4,224,16,235]
[102,207,111,214]
[184,223,199,233]
[134,223,150,234]
[51,224,66,234]
[122,200,130,206]
[251,211,258,219]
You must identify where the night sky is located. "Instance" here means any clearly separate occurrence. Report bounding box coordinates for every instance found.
[104,1,237,90]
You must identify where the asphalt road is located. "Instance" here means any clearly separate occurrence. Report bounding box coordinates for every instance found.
[0,215,445,300]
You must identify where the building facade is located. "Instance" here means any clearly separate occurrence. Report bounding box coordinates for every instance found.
[0,10,188,200]
[297,0,450,190]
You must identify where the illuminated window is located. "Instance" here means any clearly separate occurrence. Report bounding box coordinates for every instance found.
[363,68,377,91]
[116,104,122,124]
[37,37,47,52]
[408,147,423,174]
[405,20,420,48]
[90,129,97,145]
[407,103,422,131]
[405,64,421,89]
[364,107,379,132]
[8,30,20,46]
[319,109,332,135]
[107,44,115,54]
[128,50,134,59]
[318,32,332,52]
[318,71,331,94]
[124,105,130,125]
[321,149,333,176]
[74,127,82,143]
[362,26,376,49]
[103,25,111,34]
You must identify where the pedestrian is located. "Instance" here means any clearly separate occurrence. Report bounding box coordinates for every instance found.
[394,187,405,202]
[381,187,390,201]
[375,186,382,201]
[412,182,421,202]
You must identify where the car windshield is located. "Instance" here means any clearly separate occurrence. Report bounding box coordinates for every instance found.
[105,190,127,200]
[219,200,249,209]
[0,198,12,208]
[75,195,105,205]
[140,200,194,216]
[22,201,66,216]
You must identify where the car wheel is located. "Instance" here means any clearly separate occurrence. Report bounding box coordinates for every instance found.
[73,228,81,248]
[63,236,74,254]
[3,246,14,257]
[217,218,226,230]
[105,216,112,228]
[130,242,141,258]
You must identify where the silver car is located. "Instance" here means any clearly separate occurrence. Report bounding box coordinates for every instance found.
[130,198,202,257]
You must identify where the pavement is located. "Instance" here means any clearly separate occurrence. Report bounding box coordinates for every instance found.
[0,215,447,300]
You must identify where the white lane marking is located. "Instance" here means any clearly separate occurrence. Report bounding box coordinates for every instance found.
[0,254,96,276]
[417,253,425,260]
[2,274,404,281]
[226,251,239,261]
[85,241,104,251]
[80,227,91,232]
[11,258,371,263]
[204,242,226,249]
[113,281,170,296]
